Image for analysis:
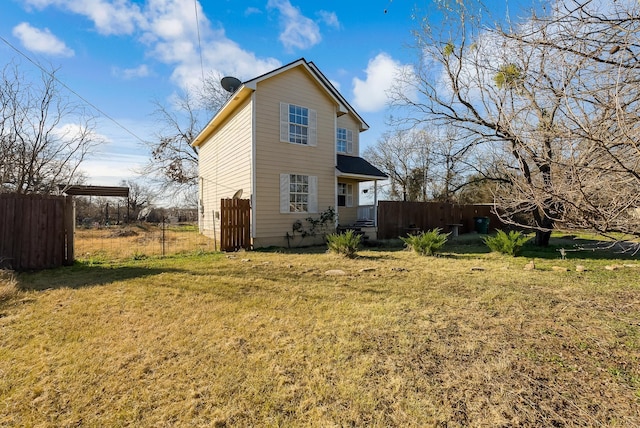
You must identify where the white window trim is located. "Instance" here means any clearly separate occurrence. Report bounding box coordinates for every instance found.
[280,173,318,213]
[338,182,354,207]
[337,128,353,154]
[280,102,317,146]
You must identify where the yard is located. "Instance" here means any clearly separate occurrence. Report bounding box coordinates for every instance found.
[1,234,639,426]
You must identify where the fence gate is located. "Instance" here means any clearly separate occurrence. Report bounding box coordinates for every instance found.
[0,193,74,270]
[220,198,251,251]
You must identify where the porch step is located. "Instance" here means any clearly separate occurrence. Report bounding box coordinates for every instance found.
[354,219,375,228]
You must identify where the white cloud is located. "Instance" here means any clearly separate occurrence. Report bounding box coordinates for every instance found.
[21,0,281,92]
[22,0,143,35]
[52,123,108,145]
[267,0,321,51]
[12,22,74,57]
[352,53,413,113]
[318,10,340,29]
[140,1,280,89]
[112,64,151,79]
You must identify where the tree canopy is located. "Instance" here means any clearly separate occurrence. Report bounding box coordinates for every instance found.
[388,0,640,245]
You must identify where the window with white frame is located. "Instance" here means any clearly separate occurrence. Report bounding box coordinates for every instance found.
[280,174,318,213]
[336,128,353,154]
[280,103,317,146]
[337,182,353,207]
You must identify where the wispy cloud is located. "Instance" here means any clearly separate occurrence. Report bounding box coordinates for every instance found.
[12,22,74,57]
[22,0,143,35]
[244,7,262,16]
[318,10,340,29]
[112,64,151,79]
[267,0,321,51]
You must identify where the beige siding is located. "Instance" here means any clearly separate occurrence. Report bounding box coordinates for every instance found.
[198,97,253,241]
[336,114,361,155]
[253,67,338,246]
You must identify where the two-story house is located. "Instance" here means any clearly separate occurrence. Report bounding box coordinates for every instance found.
[192,58,387,248]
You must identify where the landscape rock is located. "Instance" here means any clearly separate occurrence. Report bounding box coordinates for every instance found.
[241,258,251,262]
[576,265,587,272]
[359,267,376,273]
[325,269,347,276]
[605,265,623,271]
[552,266,569,272]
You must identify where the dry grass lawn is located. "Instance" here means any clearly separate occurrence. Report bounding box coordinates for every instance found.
[1,238,639,426]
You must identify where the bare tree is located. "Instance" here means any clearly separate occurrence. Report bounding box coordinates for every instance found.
[0,61,99,194]
[499,0,640,240]
[119,179,158,221]
[389,0,640,245]
[363,128,435,201]
[143,74,232,201]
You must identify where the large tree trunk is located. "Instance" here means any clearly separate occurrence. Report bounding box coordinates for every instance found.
[534,230,551,247]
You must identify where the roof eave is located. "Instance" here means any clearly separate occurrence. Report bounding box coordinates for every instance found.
[336,169,388,182]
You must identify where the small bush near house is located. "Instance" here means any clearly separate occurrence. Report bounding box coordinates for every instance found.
[401,228,450,256]
[326,230,362,258]
[484,229,531,256]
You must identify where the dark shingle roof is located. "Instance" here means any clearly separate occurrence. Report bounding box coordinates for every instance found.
[336,154,387,179]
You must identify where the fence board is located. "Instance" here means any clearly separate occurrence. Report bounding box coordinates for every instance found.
[220,198,251,252]
[0,193,74,270]
[377,201,503,240]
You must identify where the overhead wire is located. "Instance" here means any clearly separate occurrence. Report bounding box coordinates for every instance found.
[193,0,206,87]
[0,34,148,145]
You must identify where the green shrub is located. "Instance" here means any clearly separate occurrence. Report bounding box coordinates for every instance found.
[483,229,531,256]
[326,230,362,258]
[401,228,450,256]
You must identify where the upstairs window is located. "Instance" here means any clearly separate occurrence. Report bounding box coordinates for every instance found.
[280,103,317,146]
[337,128,353,154]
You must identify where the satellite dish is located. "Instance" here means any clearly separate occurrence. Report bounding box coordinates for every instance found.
[221,76,242,93]
[232,189,243,199]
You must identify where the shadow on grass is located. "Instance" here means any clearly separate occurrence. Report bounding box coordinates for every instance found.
[17,262,184,291]
[521,236,638,260]
[445,232,638,260]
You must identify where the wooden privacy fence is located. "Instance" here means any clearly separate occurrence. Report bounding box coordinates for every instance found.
[377,201,503,240]
[220,198,251,251]
[0,193,74,270]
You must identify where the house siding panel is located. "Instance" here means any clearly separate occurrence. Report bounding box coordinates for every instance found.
[253,67,337,246]
[198,97,253,241]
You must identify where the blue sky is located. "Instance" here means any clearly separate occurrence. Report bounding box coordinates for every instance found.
[0,0,520,193]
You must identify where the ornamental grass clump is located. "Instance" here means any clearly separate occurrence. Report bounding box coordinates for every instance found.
[0,269,19,303]
[483,229,531,256]
[326,230,362,258]
[401,228,450,256]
